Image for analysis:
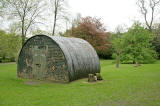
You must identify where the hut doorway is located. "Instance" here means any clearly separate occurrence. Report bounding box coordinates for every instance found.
[32,45,46,80]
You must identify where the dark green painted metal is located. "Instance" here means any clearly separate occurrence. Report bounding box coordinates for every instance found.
[18,35,100,82]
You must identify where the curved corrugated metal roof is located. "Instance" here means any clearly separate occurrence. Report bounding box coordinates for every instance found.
[48,36,100,81]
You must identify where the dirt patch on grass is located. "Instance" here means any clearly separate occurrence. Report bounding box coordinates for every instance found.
[82,80,106,84]
[0,62,16,65]
[25,81,40,85]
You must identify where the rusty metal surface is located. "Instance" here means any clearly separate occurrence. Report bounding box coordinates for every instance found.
[18,35,100,82]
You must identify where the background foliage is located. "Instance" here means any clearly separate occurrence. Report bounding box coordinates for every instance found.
[120,23,157,64]
[63,16,112,59]
[0,30,21,62]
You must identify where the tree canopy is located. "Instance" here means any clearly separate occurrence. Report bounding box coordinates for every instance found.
[0,30,21,62]
[63,16,111,58]
[120,23,157,64]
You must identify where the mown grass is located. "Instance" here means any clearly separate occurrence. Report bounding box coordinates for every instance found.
[0,60,160,106]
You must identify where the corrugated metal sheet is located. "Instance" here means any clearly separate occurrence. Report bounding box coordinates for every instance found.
[50,36,100,81]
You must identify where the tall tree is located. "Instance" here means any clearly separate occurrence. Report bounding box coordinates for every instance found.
[3,0,46,45]
[137,0,160,32]
[112,26,125,68]
[120,23,157,64]
[50,0,67,36]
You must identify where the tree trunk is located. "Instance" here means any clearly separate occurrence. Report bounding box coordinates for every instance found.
[2,54,5,60]
[148,26,152,32]
[52,8,57,36]
[135,61,141,67]
[21,21,25,46]
[52,17,56,36]
[116,50,120,68]
[22,35,25,46]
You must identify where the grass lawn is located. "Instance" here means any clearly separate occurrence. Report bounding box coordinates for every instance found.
[0,60,160,106]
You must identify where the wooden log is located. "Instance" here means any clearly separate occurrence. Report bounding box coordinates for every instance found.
[88,74,96,82]
[95,73,103,80]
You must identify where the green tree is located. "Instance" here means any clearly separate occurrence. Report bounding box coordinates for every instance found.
[0,30,7,61]
[111,26,125,68]
[0,30,21,62]
[152,24,160,59]
[120,23,157,64]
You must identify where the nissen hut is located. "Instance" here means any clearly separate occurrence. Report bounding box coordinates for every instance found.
[18,35,100,83]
